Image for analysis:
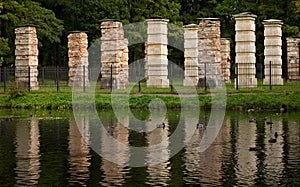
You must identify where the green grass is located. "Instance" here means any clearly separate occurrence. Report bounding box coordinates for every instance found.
[0,79,300,111]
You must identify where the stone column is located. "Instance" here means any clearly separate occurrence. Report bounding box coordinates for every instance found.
[221,38,231,83]
[100,20,129,89]
[263,19,283,85]
[145,42,149,80]
[146,18,169,88]
[286,37,300,81]
[197,18,222,88]
[234,12,257,88]
[183,24,198,86]
[68,31,89,87]
[15,25,39,90]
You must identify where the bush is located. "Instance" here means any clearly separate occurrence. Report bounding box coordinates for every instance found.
[8,81,27,98]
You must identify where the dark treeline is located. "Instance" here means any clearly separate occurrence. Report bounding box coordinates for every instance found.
[1,0,300,75]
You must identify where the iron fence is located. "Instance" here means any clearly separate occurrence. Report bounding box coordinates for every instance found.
[0,63,299,94]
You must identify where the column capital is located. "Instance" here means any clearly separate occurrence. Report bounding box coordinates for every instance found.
[263,19,283,25]
[233,12,257,19]
[183,24,199,29]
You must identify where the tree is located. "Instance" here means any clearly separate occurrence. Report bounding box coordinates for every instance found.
[22,1,64,46]
[21,0,64,66]
[0,0,25,65]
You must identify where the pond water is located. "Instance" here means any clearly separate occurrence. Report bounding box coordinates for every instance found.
[0,109,299,186]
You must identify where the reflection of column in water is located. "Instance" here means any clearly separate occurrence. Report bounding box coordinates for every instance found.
[220,117,238,185]
[15,117,40,186]
[100,115,129,186]
[68,117,90,185]
[264,119,283,184]
[146,119,170,186]
[183,112,202,184]
[236,118,257,185]
[184,113,225,185]
[284,120,300,179]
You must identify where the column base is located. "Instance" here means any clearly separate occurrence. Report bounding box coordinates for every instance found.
[68,80,90,87]
[184,77,198,86]
[263,77,283,85]
[197,77,224,89]
[147,78,169,88]
[100,77,126,89]
[15,80,39,90]
[235,77,257,88]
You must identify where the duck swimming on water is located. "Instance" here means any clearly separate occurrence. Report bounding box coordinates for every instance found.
[274,132,278,139]
[249,146,262,152]
[197,123,205,129]
[157,123,165,129]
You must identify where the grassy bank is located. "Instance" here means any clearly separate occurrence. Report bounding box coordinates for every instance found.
[0,92,299,111]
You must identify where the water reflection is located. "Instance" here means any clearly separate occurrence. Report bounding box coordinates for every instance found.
[0,111,299,186]
[15,117,40,186]
[146,119,170,186]
[68,118,90,186]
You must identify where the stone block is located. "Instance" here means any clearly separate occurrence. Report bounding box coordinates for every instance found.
[235,34,256,42]
[184,50,198,58]
[264,47,282,56]
[264,38,282,46]
[148,23,168,35]
[147,78,169,88]
[236,44,256,53]
[184,39,198,48]
[147,34,168,45]
[147,45,168,55]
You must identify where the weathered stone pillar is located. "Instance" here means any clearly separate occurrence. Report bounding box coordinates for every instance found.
[197,18,222,88]
[183,24,198,86]
[100,20,128,89]
[286,37,300,81]
[15,25,39,90]
[68,31,89,87]
[146,18,169,88]
[221,38,231,83]
[263,19,283,85]
[145,42,149,80]
[234,12,257,88]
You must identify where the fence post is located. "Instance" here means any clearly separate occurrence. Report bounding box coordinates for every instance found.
[88,66,91,82]
[13,67,15,81]
[204,62,207,91]
[0,67,2,83]
[236,63,239,91]
[4,67,6,93]
[138,80,141,93]
[110,64,113,92]
[56,66,59,92]
[170,63,173,92]
[83,65,86,93]
[270,61,272,91]
[28,66,31,92]
[42,67,45,85]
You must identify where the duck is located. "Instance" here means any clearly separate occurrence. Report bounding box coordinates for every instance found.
[139,129,146,135]
[280,104,287,113]
[157,123,165,129]
[268,138,277,143]
[249,146,262,152]
[249,119,257,123]
[197,123,205,129]
[247,109,255,113]
[274,132,278,139]
[260,117,267,121]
